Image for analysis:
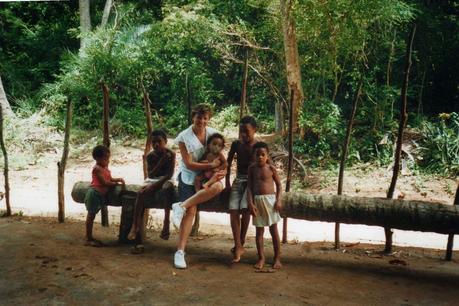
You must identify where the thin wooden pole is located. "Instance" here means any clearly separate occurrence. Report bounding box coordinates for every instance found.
[0,106,11,216]
[141,82,154,231]
[385,24,416,254]
[141,83,154,178]
[240,47,249,119]
[57,98,73,223]
[335,78,363,249]
[101,82,110,227]
[445,184,459,261]
[282,89,294,244]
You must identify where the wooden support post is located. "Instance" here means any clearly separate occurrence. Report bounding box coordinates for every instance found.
[0,106,11,216]
[335,78,363,249]
[385,24,416,254]
[57,98,72,223]
[240,47,249,119]
[445,184,459,261]
[282,90,294,244]
[141,82,154,232]
[101,82,110,227]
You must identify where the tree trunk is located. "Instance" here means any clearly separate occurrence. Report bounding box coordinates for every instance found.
[0,76,15,118]
[335,78,363,249]
[445,183,459,261]
[385,25,416,254]
[101,82,110,226]
[79,0,92,49]
[100,0,113,28]
[386,30,397,87]
[57,98,73,223]
[275,102,284,135]
[280,0,304,133]
[72,182,459,235]
[417,68,426,116]
[240,47,249,119]
[0,106,11,216]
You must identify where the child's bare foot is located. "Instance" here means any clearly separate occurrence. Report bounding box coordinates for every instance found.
[85,239,103,247]
[160,229,170,240]
[272,258,282,269]
[127,227,137,241]
[232,246,245,263]
[254,258,265,270]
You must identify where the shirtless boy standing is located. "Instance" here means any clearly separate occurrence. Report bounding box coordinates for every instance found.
[247,142,282,269]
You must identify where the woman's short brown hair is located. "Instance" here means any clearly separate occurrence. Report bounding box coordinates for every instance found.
[191,103,213,119]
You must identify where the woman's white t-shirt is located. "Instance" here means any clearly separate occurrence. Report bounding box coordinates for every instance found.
[174,125,219,185]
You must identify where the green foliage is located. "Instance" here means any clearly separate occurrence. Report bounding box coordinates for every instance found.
[419,112,459,176]
[209,104,239,134]
[296,98,344,164]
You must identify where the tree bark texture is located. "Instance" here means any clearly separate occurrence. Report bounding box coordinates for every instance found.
[100,0,113,28]
[79,0,92,49]
[0,106,11,216]
[335,78,363,249]
[280,0,304,133]
[0,76,15,118]
[57,98,72,223]
[72,182,459,236]
[385,24,417,253]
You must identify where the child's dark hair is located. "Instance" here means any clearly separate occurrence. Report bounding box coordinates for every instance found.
[253,141,269,152]
[151,129,167,141]
[92,145,110,160]
[240,115,257,129]
[207,133,225,146]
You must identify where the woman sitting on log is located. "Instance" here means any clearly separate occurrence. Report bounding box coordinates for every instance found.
[171,103,225,269]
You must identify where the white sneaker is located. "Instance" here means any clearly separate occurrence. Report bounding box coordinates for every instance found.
[174,250,187,269]
[171,202,185,229]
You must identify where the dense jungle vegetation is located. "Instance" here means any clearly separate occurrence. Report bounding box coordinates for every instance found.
[0,0,458,175]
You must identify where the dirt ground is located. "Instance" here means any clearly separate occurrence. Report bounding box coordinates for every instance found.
[1,216,459,305]
[1,134,458,305]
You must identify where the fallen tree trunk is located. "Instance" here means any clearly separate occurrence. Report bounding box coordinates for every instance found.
[72,181,459,235]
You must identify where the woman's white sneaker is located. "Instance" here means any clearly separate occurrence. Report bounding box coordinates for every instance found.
[171,202,185,229]
[174,250,187,269]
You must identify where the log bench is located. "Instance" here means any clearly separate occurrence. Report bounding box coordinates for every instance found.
[71,181,459,245]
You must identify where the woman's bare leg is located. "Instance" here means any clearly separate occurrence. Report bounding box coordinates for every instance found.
[181,183,223,210]
[177,183,223,251]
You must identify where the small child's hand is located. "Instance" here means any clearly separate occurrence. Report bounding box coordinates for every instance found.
[249,204,258,217]
[274,200,282,212]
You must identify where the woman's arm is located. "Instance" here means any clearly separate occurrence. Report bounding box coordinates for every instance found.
[178,142,218,171]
